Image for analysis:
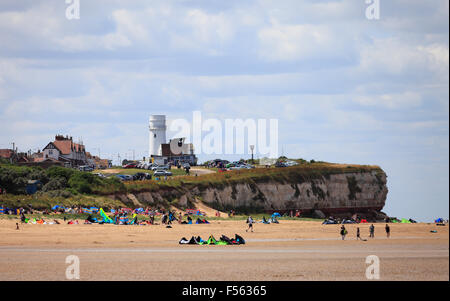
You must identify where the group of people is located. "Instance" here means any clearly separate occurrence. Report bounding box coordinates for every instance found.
[340,224,391,240]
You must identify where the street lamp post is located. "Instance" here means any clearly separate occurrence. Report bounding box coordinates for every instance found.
[250,145,255,164]
[128,149,135,161]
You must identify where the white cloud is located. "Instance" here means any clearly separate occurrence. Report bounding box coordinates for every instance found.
[257,23,337,61]
[358,38,449,82]
[354,92,422,109]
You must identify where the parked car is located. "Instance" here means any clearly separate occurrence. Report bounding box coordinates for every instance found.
[275,162,287,168]
[284,161,299,167]
[115,175,126,181]
[116,174,133,181]
[153,170,172,177]
[133,173,152,180]
[79,165,94,172]
[152,164,169,171]
[93,173,107,178]
[229,166,243,170]
[123,163,137,169]
[242,164,255,169]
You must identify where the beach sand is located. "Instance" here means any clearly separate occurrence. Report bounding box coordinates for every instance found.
[0,219,448,281]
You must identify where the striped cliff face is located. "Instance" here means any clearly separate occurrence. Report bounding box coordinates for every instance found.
[110,169,388,217]
[198,171,388,214]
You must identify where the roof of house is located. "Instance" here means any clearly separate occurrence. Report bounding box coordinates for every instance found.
[0,149,13,159]
[50,140,85,155]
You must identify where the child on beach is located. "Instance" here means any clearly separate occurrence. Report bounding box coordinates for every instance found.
[246,216,254,232]
[385,224,390,238]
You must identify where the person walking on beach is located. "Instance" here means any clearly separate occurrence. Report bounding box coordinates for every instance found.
[340,225,347,240]
[246,216,254,232]
[356,227,361,240]
[369,224,375,238]
[385,224,390,238]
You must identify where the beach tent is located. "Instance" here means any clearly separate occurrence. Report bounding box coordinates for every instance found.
[188,236,200,245]
[220,235,233,245]
[119,216,129,224]
[99,208,115,224]
[323,220,338,225]
[260,217,270,224]
[86,215,98,223]
[180,234,244,246]
[196,218,210,224]
[128,214,138,225]
[343,219,357,224]
[401,218,411,224]
[435,218,444,223]
[206,235,218,245]
[271,213,281,218]
[360,219,368,223]
[82,208,93,214]
[234,234,245,245]
[197,235,218,245]
[179,237,190,244]
[269,217,279,224]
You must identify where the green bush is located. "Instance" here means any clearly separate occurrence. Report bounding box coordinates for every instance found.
[42,177,67,192]
[68,172,98,194]
[46,166,75,182]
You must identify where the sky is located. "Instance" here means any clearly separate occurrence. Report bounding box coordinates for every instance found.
[0,0,448,221]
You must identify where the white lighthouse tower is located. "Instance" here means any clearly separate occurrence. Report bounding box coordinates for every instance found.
[149,115,167,158]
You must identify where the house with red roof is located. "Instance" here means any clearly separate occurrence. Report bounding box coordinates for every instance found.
[42,135,87,167]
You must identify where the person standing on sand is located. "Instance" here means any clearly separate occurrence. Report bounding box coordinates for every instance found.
[150,214,155,225]
[246,216,254,232]
[356,227,361,240]
[340,225,347,240]
[385,224,390,238]
[370,224,375,238]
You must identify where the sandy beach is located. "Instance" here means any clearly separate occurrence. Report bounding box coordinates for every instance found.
[0,219,447,281]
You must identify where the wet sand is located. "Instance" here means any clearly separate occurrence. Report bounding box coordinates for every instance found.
[0,219,447,281]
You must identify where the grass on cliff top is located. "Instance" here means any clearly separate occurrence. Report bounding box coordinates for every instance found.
[123,162,384,193]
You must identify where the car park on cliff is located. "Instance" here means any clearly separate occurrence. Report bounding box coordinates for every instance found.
[133,173,152,180]
[153,170,172,177]
[275,162,287,168]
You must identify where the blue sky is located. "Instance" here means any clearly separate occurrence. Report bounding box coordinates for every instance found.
[0,0,448,221]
